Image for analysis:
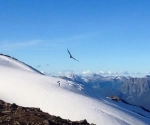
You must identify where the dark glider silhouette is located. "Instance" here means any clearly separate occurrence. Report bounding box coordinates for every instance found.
[67,48,79,62]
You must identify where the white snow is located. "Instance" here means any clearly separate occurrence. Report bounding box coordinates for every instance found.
[0,55,150,125]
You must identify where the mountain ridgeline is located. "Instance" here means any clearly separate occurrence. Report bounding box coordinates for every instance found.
[60,74,150,110]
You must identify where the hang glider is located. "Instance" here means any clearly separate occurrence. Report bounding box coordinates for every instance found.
[67,48,79,62]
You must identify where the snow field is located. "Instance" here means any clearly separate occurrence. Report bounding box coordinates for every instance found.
[0,55,150,125]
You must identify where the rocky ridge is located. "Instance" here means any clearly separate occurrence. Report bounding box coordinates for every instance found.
[0,100,94,125]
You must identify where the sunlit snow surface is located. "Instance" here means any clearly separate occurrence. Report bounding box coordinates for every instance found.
[0,55,150,125]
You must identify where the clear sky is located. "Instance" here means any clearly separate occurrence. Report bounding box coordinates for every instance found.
[0,0,150,77]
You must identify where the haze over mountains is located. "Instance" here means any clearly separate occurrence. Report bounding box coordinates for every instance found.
[0,54,150,125]
[60,73,150,110]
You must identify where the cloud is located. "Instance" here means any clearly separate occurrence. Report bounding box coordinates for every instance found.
[146,71,150,74]
[133,72,141,75]
[61,70,130,76]
[40,34,92,50]
[58,72,63,75]
[82,70,93,75]
[58,70,75,76]
[0,34,90,51]
[98,71,105,74]
[57,70,143,77]
[97,71,129,76]
[97,71,114,75]
[120,71,129,75]
[0,40,42,50]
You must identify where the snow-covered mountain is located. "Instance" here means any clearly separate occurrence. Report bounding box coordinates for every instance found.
[60,74,150,110]
[0,54,150,125]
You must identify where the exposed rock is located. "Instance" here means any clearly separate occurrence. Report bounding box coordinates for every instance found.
[0,100,95,125]
[109,96,121,101]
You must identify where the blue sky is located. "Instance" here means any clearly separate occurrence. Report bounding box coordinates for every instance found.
[0,0,150,77]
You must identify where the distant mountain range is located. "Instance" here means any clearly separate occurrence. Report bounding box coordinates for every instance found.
[0,53,150,124]
[59,74,150,110]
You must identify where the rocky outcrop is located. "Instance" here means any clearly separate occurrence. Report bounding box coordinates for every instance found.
[120,77,150,109]
[120,77,150,97]
[0,100,95,125]
[109,96,122,101]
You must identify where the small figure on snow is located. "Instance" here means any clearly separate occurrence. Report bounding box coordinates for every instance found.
[57,81,60,86]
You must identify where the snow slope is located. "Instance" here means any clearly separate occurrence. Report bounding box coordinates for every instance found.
[0,55,150,125]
